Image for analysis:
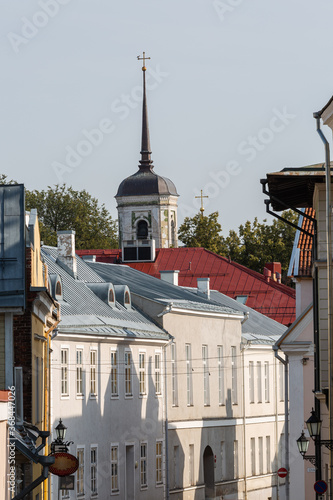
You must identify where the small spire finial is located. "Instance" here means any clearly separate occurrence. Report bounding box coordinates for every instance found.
[195,190,209,217]
[137,51,151,72]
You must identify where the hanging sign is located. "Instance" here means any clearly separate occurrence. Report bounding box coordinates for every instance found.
[49,453,79,477]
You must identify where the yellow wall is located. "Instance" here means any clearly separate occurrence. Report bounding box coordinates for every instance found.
[0,315,5,390]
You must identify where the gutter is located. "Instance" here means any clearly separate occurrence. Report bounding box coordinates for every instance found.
[273,345,289,500]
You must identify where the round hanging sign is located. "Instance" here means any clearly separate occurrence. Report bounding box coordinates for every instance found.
[49,452,79,477]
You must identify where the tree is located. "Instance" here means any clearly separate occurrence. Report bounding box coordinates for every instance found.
[25,184,118,249]
[178,211,226,254]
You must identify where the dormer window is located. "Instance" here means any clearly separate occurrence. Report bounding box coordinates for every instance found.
[56,281,62,296]
[124,291,130,305]
[109,288,115,303]
[137,220,148,240]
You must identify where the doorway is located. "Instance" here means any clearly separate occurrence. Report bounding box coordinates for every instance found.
[203,445,215,499]
[125,444,135,499]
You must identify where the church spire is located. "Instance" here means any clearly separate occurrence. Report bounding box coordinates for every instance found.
[137,52,153,171]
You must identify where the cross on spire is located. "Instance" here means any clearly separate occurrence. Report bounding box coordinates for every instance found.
[195,190,209,216]
[137,51,151,71]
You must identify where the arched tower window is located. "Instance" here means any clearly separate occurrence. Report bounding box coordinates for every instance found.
[137,220,148,240]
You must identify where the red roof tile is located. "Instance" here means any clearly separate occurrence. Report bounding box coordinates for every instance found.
[78,247,295,326]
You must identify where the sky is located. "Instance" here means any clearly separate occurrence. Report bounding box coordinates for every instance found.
[1,0,333,235]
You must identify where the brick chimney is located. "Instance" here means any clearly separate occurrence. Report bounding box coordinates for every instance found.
[57,230,77,277]
[264,262,282,282]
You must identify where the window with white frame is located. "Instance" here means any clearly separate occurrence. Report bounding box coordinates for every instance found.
[61,349,69,397]
[258,436,263,475]
[90,446,97,495]
[233,440,239,479]
[249,361,254,403]
[202,345,210,406]
[185,344,193,406]
[251,438,256,476]
[139,352,146,396]
[279,362,284,402]
[171,343,178,406]
[111,445,119,493]
[77,447,84,496]
[155,352,161,395]
[90,350,97,396]
[257,361,262,403]
[264,361,270,402]
[125,350,132,396]
[266,435,271,473]
[111,350,118,397]
[156,441,163,485]
[218,346,225,406]
[231,346,238,404]
[140,442,147,488]
[189,444,194,486]
[76,349,83,396]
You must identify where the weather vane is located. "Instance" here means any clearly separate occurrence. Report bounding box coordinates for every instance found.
[137,51,151,71]
[195,190,209,217]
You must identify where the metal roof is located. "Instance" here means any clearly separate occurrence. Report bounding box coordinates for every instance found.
[78,247,296,326]
[87,262,242,317]
[41,247,168,339]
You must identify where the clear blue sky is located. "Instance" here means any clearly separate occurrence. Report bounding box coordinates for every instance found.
[1,0,333,234]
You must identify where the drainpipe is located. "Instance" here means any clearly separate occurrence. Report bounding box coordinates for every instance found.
[163,337,174,500]
[241,341,249,500]
[273,346,289,500]
[314,112,333,500]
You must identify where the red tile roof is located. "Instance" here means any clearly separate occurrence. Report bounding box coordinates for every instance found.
[77,247,295,326]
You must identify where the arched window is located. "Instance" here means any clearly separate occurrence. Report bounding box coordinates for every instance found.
[124,291,130,304]
[109,289,115,303]
[56,281,62,296]
[137,220,148,240]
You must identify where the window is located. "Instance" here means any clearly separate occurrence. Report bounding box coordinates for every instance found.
[137,219,148,239]
[155,352,161,395]
[139,352,146,395]
[279,362,284,402]
[90,350,97,396]
[124,291,130,304]
[111,445,119,493]
[90,447,97,495]
[249,361,254,403]
[156,441,163,485]
[233,440,239,479]
[140,442,147,488]
[111,350,118,397]
[56,280,62,296]
[218,346,225,406]
[61,349,69,396]
[257,362,262,403]
[189,444,194,485]
[266,436,271,473]
[171,343,178,406]
[125,350,132,396]
[202,345,210,406]
[251,438,256,476]
[231,346,237,404]
[185,344,193,406]
[264,361,270,402]
[76,349,83,396]
[77,447,84,496]
[258,437,263,475]
[109,288,114,303]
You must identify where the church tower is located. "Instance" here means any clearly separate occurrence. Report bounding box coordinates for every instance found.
[115,53,178,261]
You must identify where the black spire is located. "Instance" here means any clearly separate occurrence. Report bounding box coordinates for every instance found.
[137,52,153,171]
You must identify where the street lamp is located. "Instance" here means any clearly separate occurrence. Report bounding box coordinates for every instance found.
[55,419,67,442]
[306,408,322,439]
[50,419,73,453]
[296,430,317,467]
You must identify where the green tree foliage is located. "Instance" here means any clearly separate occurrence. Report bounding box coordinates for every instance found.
[178,211,226,254]
[25,184,118,249]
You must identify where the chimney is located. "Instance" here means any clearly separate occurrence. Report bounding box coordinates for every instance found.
[57,230,77,276]
[160,270,180,286]
[264,262,281,281]
[263,267,271,283]
[276,272,281,284]
[197,278,210,300]
[81,254,97,263]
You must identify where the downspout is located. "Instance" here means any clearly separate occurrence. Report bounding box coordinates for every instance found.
[273,346,289,500]
[241,341,249,500]
[314,112,333,500]
[163,337,174,500]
